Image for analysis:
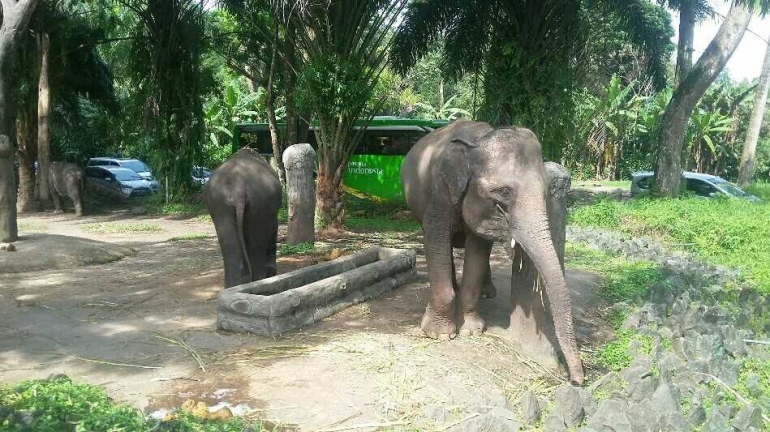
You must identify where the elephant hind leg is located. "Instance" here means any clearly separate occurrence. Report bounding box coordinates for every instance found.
[213,214,250,288]
[67,184,83,217]
[481,263,497,299]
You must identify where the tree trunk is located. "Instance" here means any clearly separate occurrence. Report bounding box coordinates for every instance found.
[16,108,38,213]
[653,2,752,197]
[316,169,345,230]
[265,34,285,184]
[283,143,316,244]
[675,0,695,87]
[738,40,770,187]
[37,32,51,202]
[0,0,42,242]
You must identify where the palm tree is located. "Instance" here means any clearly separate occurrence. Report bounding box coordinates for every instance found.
[288,0,407,229]
[391,0,673,160]
[738,39,770,187]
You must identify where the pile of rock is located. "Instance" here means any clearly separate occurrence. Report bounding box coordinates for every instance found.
[518,227,769,431]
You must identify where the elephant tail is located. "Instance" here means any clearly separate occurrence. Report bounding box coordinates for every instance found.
[235,203,253,281]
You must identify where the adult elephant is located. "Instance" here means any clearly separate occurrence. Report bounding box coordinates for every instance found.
[400,120,583,384]
[49,162,85,216]
[205,148,282,288]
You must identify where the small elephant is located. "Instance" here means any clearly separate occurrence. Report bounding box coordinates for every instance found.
[400,120,583,384]
[49,162,85,216]
[205,147,282,288]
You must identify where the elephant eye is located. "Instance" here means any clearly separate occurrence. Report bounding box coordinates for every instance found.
[491,187,512,200]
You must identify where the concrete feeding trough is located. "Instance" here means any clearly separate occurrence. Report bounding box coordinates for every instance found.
[217,247,416,336]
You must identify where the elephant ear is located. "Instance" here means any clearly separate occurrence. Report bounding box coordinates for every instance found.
[437,139,475,206]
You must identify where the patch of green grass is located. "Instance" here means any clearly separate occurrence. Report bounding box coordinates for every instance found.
[0,376,261,432]
[593,330,653,371]
[169,233,209,242]
[566,243,666,303]
[746,182,770,201]
[0,376,144,431]
[569,196,770,293]
[82,222,163,234]
[573,180,631,189]
[279,242,315,256]
[735,359,770,414]
[345,216,420,233]
[606,306,630,331]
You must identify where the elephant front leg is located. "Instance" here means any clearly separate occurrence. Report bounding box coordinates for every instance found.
[458,232,492,336]
[51,191,63,214]
[481,263,497,299]
[422,220,458,341]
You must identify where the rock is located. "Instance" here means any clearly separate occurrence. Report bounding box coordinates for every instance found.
[519,390,541,424]
[657,351,685,383]
[732,406,763,431]
[485,388,514,411]
[623,365,658,403]
[421,406,455,424]
[454,407,520,432]
[700,409,729,432]
[0,242,15,252]
[649,383,678,415]
[542,413,567,432]
[587,400,633,432]
[744,373,763,398]
[625,400,658,432]
[551,385,589,428]
[713,359,740,386]
[686,405,706,427]
[639,303,666,326]
[657,412,689,431]
[7,410,36,429]
[717,402,735,419]
[588,372,625,399]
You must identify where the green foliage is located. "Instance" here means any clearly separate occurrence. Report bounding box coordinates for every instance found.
[569,197,770,293]
[169,233,209,242]
[279,242,315,256]
[0,376,259,432]
[82,223,163,234]
[735,359,770,414]
[594,330,653,371]
[746,182,770,201]
[565,242,665,303]
[0,376,145,431]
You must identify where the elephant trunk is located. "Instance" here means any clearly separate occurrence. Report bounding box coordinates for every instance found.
[510,206,584,385]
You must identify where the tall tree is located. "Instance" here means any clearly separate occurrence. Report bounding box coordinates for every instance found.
[652,0,767,196]
[127,0,205,197]
[37,31,50,201]
[392,0,672,160]
[291,0,406,228]
[0,0,41,242]
[738,39,770,186]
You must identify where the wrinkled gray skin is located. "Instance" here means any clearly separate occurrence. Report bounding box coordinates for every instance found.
[49,162,85,216]
[205,148,282,288]
[400,120,584,384]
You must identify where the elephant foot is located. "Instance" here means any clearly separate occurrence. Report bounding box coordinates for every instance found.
[459,313,486,337]
[480,281,497,299]
[421,308,457,341]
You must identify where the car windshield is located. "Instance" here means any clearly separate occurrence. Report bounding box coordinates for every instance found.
[713,180,747,197]
[114,170,142,181]
[122,161,150,173]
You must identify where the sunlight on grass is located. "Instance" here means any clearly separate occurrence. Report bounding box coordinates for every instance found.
[17,222,48,232]
[82,222,163,234]
[569,196,770,293]
[169,233,209,242]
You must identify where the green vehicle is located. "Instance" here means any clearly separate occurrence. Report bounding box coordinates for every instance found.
[233,116,450,201]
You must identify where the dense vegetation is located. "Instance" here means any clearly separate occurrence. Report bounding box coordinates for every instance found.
[569,196,770,293]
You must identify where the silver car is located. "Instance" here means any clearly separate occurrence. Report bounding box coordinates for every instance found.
[88,157,159,192]
[86,166,154,200]
[631,171,760,202]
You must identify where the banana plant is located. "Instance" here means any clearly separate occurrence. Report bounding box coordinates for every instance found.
[204,80,267,149]
[414,94,472,120]
[687,108,733,172]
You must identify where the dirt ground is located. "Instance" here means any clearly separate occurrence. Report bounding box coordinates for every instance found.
[0,208,611,431]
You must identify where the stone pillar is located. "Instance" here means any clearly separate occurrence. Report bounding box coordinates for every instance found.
[509,162,571,369]
[282,143,316,245]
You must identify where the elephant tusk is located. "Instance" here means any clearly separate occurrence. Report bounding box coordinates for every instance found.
[510,238,516,249]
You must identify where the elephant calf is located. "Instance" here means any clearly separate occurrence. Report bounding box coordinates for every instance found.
[400,120,584,384]
[49,162,86,216]
[205,147,282,288]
